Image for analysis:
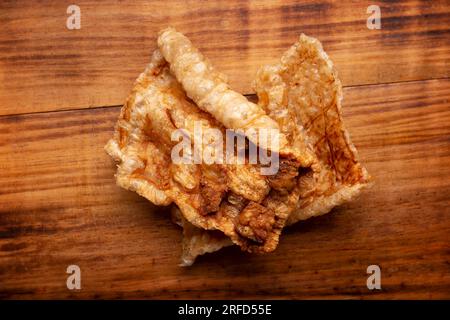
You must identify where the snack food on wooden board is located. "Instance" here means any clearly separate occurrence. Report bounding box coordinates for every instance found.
[175,34,371,265]
[105,28,371,265]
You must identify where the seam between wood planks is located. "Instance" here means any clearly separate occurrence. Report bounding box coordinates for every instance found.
[1,77,449,119]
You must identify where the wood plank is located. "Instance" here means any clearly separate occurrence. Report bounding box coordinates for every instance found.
[1,0,449,116]
[1,78,449,299]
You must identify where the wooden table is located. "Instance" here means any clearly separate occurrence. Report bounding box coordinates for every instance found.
[0,0,449,299]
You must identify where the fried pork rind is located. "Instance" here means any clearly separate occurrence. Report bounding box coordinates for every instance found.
[254,34,371,224]
[105,48,304,255]
[177,34,371,264]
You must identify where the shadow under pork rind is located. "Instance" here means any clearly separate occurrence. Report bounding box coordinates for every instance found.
[177,34,371,265]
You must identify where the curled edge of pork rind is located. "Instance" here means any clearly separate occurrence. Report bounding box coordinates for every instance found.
[104,50,172,206]
[171,206,233,266]
[176,34,371,264]
[157,27,312,166]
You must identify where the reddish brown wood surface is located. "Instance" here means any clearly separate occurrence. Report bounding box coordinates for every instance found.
[1,79,449,299]
[0,0,449,115]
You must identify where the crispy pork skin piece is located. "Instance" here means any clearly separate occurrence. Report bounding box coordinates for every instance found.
[254,34,371,224]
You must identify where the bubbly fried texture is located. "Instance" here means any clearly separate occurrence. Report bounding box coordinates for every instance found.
[176,34,371,265]
[157,27,281,152]
[157,27,312,166]
[105,47,312,255]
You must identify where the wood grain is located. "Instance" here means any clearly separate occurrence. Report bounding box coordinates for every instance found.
[1,79,449,299]
[0,0,449,116]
